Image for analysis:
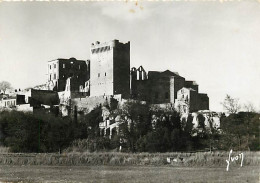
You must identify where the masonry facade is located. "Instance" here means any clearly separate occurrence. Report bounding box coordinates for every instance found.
[43,39,209,115]
[90,40,130,98]
[47,57,90,92]
[130,66,209,113]
[0,39,211,137]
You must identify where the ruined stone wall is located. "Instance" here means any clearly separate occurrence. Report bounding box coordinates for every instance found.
[189,90,198,112]
[175,87,198,113]
[191,111,220,129]
[47,58,90,92]
[71,94,122,115]
[131,71,186,104]
[47,60,59,91]
[29,89,59,107]
[197,93,209,110]
[58,58,90,92]
[170,76,185,103]
[131,80,149,101]
[149,77,171,104]
[130,66,149,101]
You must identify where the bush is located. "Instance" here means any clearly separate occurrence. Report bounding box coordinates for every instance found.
[0,111,75,153]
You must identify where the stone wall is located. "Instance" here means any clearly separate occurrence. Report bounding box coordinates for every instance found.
[197,93,209,110]
[131,70,185,104]
[113,40,130,98]
[185,81,199,92]
[170,76,185,102]
[47,58,90,92]
[70,94,122,116]
[90,40,130,98]
[28,89,59,107]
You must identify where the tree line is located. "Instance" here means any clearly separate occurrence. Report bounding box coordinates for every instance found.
[0,95,259,153]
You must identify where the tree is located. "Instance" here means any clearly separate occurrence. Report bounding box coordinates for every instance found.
[244,102,255,113]
[221,94,240,114]
[219,112,259,151]
[0,110,76,153]
[0,81,12,94]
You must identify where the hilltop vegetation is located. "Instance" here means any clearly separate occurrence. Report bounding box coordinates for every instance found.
[0,99,259,153]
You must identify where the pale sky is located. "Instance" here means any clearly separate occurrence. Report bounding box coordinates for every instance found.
[0,1,259,112]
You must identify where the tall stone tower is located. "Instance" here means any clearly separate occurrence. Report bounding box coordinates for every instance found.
[90,40,130,98]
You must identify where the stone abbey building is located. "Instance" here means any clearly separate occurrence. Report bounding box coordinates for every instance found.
[45,39,209,114]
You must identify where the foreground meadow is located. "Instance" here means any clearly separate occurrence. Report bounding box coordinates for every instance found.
[0,151,259,182]
[0,165,259,183]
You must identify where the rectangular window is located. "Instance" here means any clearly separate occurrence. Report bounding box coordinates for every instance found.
[79,65,81,69]
[50,65,51,69]
[54,64,56,68]
[50,74,51,80]
[63,64,65,68]
[54,74,56,80]
[105,72,106,76]
[98,73,100,77]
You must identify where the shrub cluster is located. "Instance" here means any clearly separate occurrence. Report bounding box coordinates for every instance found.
[0,101,259,153]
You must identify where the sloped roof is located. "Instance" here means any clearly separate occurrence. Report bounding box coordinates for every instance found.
[48,57,87,62]
[179,87,196,92]
[148,70,183,79]
[185,80,198,85]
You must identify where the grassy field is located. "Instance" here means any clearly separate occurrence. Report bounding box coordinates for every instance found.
[0,165,259,183]
[0,151,259,166]
[0,151,259,182]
